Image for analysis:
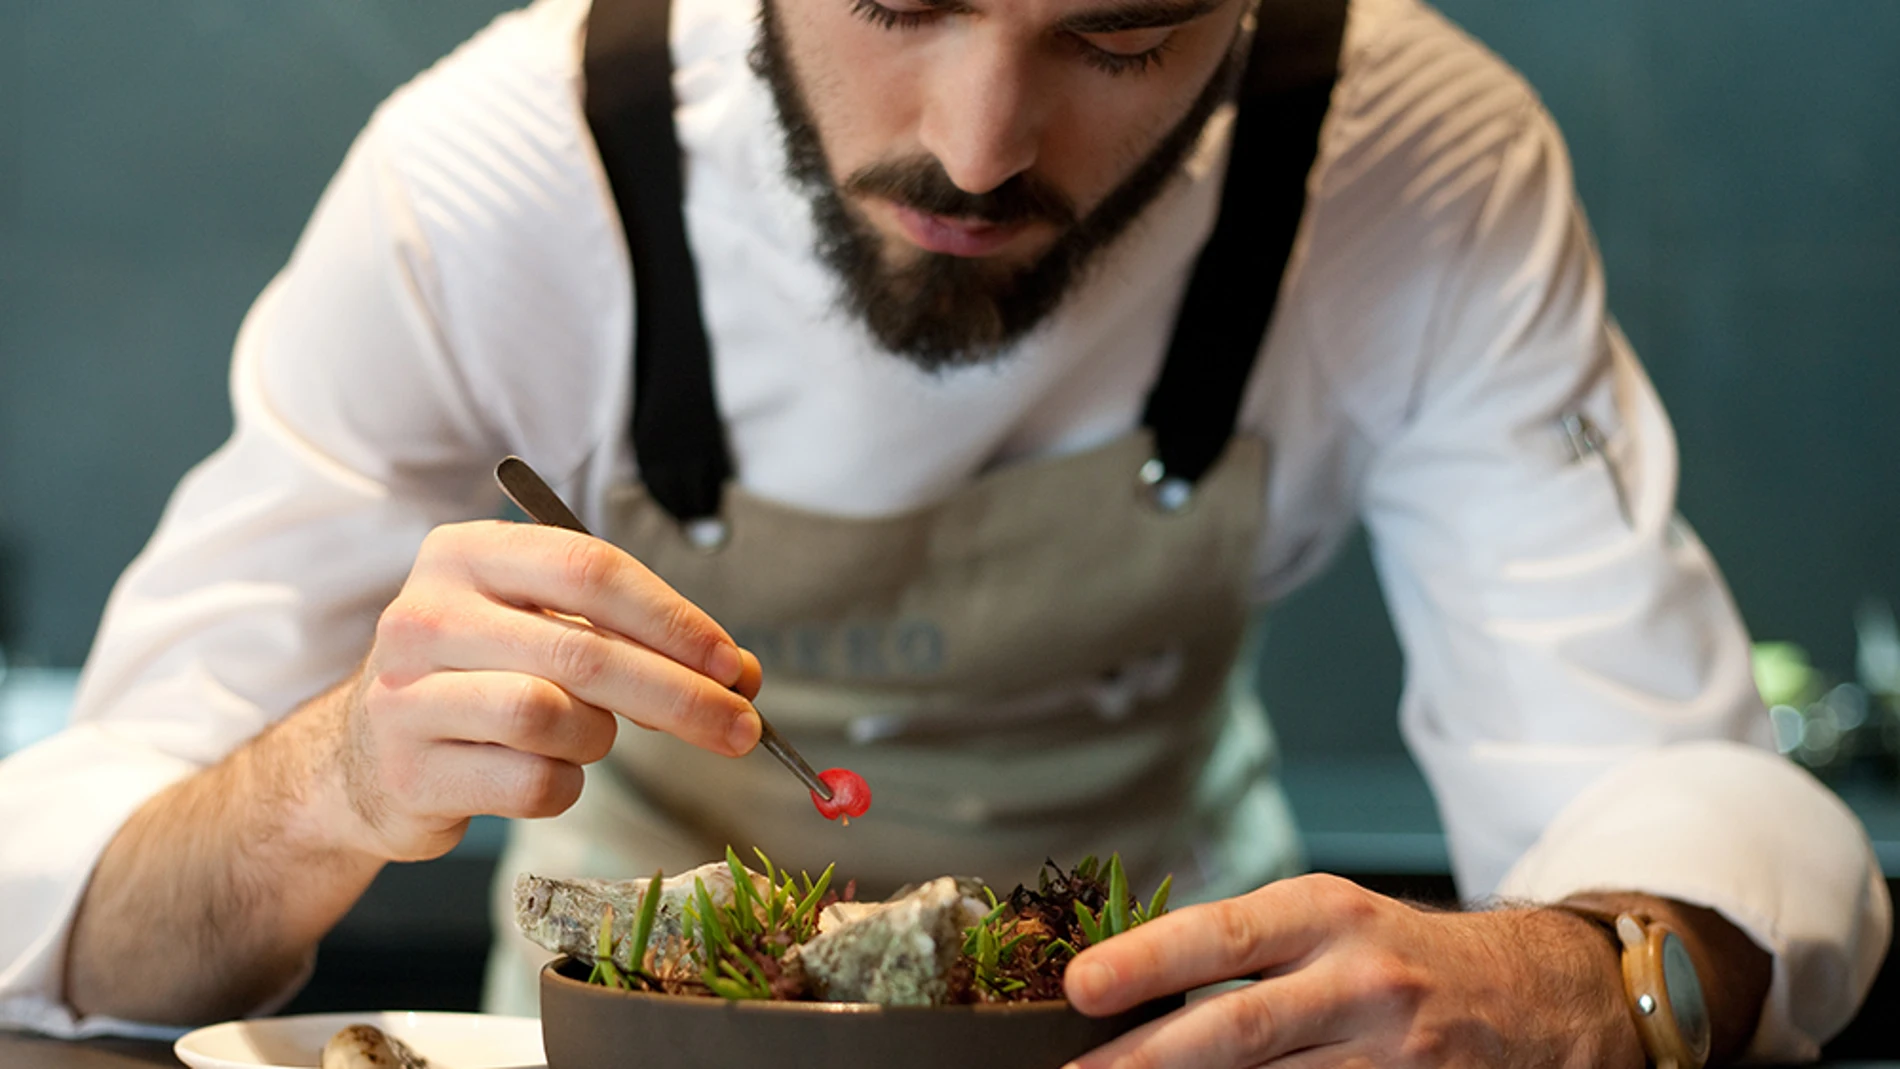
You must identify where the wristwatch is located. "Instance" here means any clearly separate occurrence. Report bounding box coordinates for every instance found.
[1555,896,1712,1069]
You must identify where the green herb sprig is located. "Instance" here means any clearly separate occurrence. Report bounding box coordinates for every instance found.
[961,887,1033,998]
[680,846,837,1000]
[1070,854,1171,946]
[958,853,1173,1003]
[588,869,665,991]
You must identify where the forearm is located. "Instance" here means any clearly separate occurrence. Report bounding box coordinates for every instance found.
[1552,892,1772,1067]
[64,683,383,1025]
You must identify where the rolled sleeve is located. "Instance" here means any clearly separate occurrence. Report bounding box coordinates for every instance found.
[1500,742,1890,1062]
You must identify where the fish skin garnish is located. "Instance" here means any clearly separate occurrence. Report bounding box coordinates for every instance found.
[513,862,764,971]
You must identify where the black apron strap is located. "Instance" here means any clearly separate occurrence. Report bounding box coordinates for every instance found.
[1140,0,1348,500]
[583,0,1347,526]
[584,0,732,526]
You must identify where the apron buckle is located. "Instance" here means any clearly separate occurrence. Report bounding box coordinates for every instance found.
[681,516,731,552]
[1138,458,1195,514]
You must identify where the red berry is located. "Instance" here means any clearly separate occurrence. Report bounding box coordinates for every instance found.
[811,768,872,822]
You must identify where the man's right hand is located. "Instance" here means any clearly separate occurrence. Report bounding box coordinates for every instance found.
[67,519,761,1024]
[328,519,762,862]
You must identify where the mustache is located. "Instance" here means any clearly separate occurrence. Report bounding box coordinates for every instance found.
[842,157,1079,228]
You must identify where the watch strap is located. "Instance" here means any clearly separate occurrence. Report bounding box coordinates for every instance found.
[1554,896,1710,1069]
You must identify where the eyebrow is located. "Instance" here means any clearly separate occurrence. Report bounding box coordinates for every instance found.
[894,0,1231,35]
[1056,0,1230,34]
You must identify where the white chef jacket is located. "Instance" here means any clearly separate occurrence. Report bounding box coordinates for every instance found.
[0,0,1885,1056]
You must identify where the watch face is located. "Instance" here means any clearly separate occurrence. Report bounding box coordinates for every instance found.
[1660,931,1712,1055]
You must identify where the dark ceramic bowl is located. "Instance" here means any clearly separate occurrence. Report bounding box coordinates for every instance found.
[539,955,1181,1069]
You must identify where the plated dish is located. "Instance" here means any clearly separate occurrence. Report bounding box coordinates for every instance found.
[173,1010,544,1069]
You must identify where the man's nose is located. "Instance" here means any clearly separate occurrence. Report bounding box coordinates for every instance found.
[916,40,1045,195]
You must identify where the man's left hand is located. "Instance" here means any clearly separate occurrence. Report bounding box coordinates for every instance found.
[1063,874,1644,1069]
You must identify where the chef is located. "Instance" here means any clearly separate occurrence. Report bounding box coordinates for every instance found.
[0,0,1886,1062]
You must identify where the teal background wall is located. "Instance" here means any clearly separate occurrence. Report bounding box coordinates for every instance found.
[2,3,1896,756]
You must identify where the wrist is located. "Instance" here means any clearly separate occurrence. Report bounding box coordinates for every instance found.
[247,679,387,874]
[1533,907,1649,1069]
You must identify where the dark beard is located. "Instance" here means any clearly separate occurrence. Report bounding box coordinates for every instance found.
[750,0,1240,371]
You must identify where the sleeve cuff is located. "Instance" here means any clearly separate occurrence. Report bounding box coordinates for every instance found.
[1496,740,1892,1062]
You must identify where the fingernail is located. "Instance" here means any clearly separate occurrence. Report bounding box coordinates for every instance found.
[710,644,744,688]
[727,710,761,755]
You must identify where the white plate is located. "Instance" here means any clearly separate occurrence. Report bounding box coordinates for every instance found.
[173,1010,545,1069]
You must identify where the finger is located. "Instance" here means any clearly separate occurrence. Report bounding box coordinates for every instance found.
[430,522,746,689]
[398,670,620,766]
[1065,974,1351,1069]
[734,647,764,702]
[504,610,759,755]
[412,741,588,822]
[383,593,759,756]
[1066,883,1328,1016]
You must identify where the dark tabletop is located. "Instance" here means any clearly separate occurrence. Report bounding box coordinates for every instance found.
[0,1033,182,1067]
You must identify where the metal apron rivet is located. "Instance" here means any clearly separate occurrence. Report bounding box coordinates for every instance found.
[681,516,731,552]
[1138,458,1194,514]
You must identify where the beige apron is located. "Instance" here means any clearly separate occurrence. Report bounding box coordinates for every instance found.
[482,433,1303,1014]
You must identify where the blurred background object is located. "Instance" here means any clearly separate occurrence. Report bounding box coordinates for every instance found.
[0,0,1894,1050]
[0,654,78,761]
[1755,600,1900,782]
